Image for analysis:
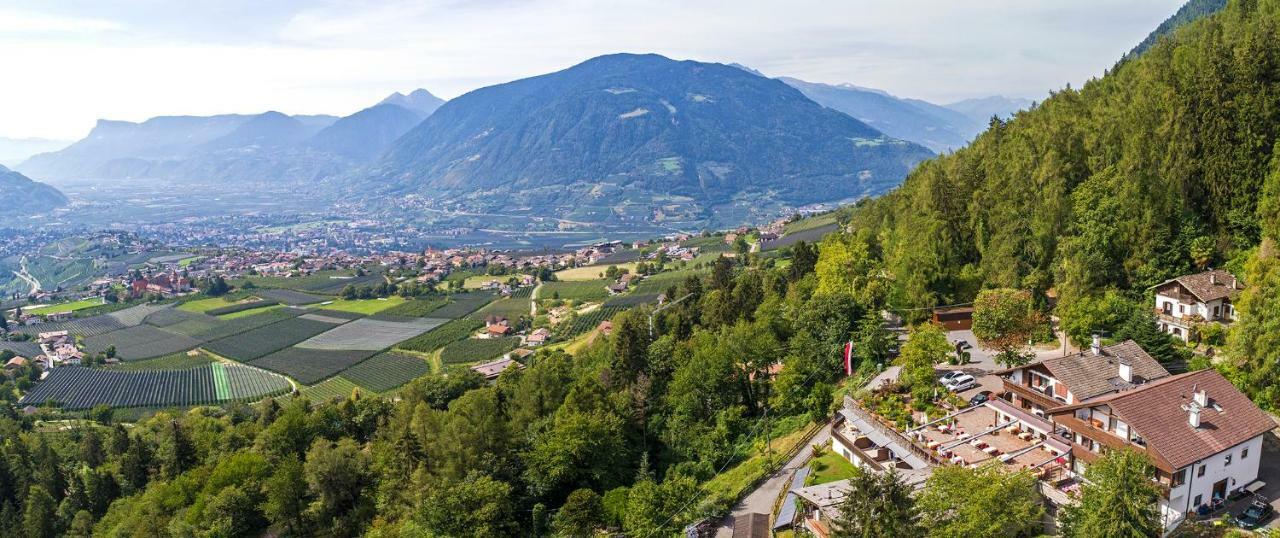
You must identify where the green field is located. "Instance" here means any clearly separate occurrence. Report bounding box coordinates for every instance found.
[379,297,450,317]
[470,295,531,321]
[397,318,484,353]
[439,337,520,365]
[302,377,361,402]
[320,297,407,315]
[553,263,639,281]
[536,279,610,302]
[105,351,216,371]
[218,304,283,320]
[178,297,236,314]
[26,298,104,316]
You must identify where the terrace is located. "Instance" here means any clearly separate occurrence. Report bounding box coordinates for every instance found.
[842,388,1077,499]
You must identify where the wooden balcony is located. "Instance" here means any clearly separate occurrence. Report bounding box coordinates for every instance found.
[1003,379,1062,410]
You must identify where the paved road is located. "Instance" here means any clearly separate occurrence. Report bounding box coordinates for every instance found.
[715,423,832,537]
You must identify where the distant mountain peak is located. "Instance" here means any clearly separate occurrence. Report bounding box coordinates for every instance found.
[379,89,445,116]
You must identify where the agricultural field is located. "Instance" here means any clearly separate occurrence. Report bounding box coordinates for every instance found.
[470,296,532,321]
[341,352,430,392]
[462,274,525,289]
[237,271,386,295]
[84,326,203,361]
[603,293,661,308]
[249,347,376,385]
[218,304,283,320]
[427,291,497,319]
[536,279,610,302]
[203,316,342,362]
[106,351,216,371]
[302,377,360,402]
[15,316,126,338]
[378,297,450,318]
[25,297,104,316]
[567,306,627,337]
[106,303,174,327]
[205,300,279,317]
[0,341,41,358]
[397,318,484,353]
[173,308,307,343]
[439,337,520,365]
[630,269,704,295]
[554,263,638,281]
[18,364,290,409]
[297,317,446,351]
[254,289,328,305]
[761,223,839,251]
[178,296,239,314]
[319,296,407,315]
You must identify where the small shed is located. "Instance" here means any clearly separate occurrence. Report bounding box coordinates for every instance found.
[931,306,974,331]
[731,513,770,538]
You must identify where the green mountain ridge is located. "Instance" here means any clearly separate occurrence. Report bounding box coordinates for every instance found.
[367,53,934,227]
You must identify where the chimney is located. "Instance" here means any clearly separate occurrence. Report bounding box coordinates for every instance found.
[1194,389,1208,407]
[1233,277,1239,289]
[1210,273,1217,286]
[1118,358,1132,383]
[1188,403,1201,428]
[1091,334,1102,356]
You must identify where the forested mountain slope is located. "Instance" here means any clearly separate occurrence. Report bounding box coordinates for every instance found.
[1128,0,1228,57]
[848,0,1279,315]
[368,54,933,224]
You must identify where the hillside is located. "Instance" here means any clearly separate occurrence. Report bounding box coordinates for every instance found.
[369,53,933,227]
[306,104,425,162]
[0,164,68,215]
[1128,0,1228,57]
[842,0,1280,319]
[379,88,445,116]
[779,77,983,153]
[17,90,437,185]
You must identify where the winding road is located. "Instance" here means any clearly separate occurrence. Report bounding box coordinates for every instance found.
[12,257,40,295]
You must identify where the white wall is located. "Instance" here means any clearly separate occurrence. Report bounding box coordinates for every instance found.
[1162,435,1264,530]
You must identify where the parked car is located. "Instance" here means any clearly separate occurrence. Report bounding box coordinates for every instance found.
[953,340,973,350]
[1235,499,1274,529]
[943,374,977,392]
[968,390,993,407]
[939,371,967,384]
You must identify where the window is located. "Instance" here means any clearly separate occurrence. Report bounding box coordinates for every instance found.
[1172,469,1187,487]
[1243,448,1250,460]
[1225,454,1233,466]
[1197,465,1206,478]
[1194,494,1203,507]
[1179,304,1186,314]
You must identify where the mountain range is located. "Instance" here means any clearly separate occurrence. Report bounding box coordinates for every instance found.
[0,138,70,168]
[365,53,934,225]
[18,91,438,186]
[0,165,67,215]
[18,57,1023,228]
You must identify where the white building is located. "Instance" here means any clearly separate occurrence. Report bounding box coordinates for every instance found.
[1151,269,1241,341]
[1047,369,1273,531]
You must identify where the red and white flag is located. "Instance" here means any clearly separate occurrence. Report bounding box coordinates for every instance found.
[843,341,854,376]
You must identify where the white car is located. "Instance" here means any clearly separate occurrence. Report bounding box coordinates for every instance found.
[939,370,967,384]
[943,374,977,392]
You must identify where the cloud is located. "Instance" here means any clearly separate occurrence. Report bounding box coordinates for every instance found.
[0,9,122,34]
[0,0,1186,139]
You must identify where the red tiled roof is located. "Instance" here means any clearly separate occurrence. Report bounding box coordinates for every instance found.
[1064,369,1275,470]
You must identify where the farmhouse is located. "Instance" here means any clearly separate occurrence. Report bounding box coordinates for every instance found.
[1151,269,1241,341]
[4,356,28,372]
[526,328,550,346]
[606,282,628,295]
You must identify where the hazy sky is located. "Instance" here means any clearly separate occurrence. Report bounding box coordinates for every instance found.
[1,0,1185,140]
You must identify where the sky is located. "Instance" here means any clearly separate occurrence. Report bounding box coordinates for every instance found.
[0,0,1186,140]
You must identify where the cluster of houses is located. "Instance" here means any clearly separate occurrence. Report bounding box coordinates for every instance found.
[129,272,193,298]
[2,330,94,374]
[781,269,1272,537]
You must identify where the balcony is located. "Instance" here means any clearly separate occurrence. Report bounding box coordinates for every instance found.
[1003,379,1061,410]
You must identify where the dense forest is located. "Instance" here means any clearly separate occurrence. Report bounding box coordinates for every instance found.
[0,244,910,537]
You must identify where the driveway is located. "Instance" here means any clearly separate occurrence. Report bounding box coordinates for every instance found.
[935,329,1078,403]
[715,424,832,537]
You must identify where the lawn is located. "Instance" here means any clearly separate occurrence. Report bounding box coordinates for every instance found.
[553,263,638,282]
[806,449,859,486]
[536,279,611,302]
[26,298,104,316]
[319,296,407,315]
